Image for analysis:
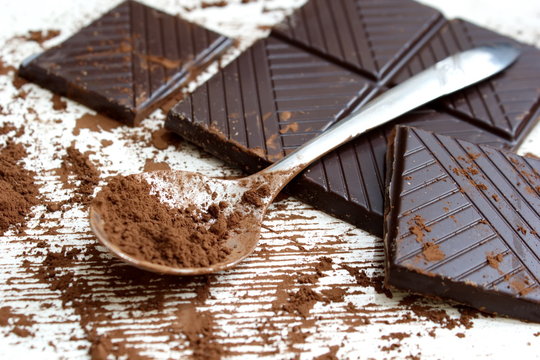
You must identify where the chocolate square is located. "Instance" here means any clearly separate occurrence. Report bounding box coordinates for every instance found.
[19,0,233,125]
[384,125,540,321]
[272,0,444,79]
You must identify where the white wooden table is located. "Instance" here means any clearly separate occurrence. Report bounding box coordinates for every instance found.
[0,0,539,359]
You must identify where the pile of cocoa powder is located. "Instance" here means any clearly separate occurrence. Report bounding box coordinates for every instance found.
[0,126,40,235]
[92,175,240,268]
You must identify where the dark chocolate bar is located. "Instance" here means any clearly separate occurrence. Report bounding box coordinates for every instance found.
[18,0,233,125]
[271,0,444,80]
[390,19,540,142]
[166,0,540,237]
[384,125,540,322]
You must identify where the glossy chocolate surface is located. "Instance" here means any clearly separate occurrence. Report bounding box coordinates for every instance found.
[384,126,540,322]
[19,0,233,125]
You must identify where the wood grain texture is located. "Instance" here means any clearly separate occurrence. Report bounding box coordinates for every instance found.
[0,0,540,359]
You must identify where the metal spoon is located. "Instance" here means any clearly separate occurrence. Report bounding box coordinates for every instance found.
[90,44,519,275]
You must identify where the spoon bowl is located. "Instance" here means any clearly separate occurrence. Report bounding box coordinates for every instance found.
[90,170,288,275]
[90,45,519,275]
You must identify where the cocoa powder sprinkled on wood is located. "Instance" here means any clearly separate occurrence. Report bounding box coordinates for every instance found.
[0,306,36,338]
[0,139,40,234]
[24,29,61,44]
[58,145,100,206]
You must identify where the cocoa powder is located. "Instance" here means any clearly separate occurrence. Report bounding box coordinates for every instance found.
[24,29,61,44]
[0,306,35,338]
[0,139,40,234]
[92,175,233,268]
[57,145,100,206]
[72,113,122,136]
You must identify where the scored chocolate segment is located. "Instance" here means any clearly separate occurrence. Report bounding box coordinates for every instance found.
[272,0,444,79]
[390,19,540,140]
[384,126,540,322]
[168,36,374,169]
[18,0,233,125]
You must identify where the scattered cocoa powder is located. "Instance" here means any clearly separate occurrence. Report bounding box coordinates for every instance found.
[57,145,100,206]
[143,158,171,172]
[0,140,40,234]
[73,112,122,136]
[242,182,271,207]
[320,288,346,303]
[100,139,113,147]
[25,29,61,44]
[151,128,180,150]
[422,242,445,262]
[29,242,223,359]
[92,175,235,268]
[314,346,339,360]
[201,1,228,8]
[172,304,225,360]
[0,122,24,136]
[341,264,393,298]
[279,111,292,121]
[0,306,36,338]
[524,152,540,160]
[297,257,333,284]
[281,286,323,318]
[381,332,410,341]
[51,93,67,111]
[486,253,504,270]
[0,59,16,75]
[408,215,431,243]
[398,296,481,330]
[279,122,299,134]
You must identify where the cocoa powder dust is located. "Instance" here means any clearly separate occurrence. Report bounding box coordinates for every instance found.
[0,139,40,234]
[92,175,240,268]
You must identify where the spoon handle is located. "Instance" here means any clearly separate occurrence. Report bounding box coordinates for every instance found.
[264,44,519,179]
